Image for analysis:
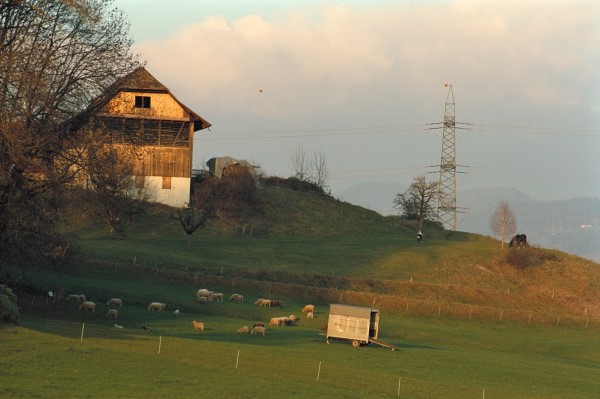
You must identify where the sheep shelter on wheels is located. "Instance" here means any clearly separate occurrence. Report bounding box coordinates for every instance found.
[326,304,396,350]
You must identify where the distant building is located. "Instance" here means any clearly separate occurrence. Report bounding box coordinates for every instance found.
[82,67,211,207]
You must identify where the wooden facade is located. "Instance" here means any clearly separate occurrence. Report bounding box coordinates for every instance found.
[86,67,211,207]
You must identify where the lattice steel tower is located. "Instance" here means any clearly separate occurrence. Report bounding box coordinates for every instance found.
[437,85,457,230]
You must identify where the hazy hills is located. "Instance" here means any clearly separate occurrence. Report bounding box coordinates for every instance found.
[339,182,600,263]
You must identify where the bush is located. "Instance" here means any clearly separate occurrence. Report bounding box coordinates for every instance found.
[503,247,541,269]
[0,285,19,322]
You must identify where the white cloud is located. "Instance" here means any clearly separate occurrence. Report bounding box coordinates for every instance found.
[131,1,600,199]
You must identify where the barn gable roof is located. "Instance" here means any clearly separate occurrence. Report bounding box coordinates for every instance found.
[82,67,211,131]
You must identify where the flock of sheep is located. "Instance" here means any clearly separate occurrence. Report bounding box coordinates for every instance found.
[65,288,317,336]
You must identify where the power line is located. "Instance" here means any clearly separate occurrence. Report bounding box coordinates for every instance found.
[195,123,597,140]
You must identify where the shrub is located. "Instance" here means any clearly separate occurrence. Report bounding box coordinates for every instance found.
[0,285,19,322]
[503,247,541,269]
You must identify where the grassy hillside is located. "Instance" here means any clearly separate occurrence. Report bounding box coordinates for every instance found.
[50,183,600,320]
[4,183,599,398]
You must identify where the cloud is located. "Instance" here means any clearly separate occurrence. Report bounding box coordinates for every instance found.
[135,1,597,122]
[131,1,600,200]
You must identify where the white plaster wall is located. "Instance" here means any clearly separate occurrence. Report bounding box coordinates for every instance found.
[146,176,190,208]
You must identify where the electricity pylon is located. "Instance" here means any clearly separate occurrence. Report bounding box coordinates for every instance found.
[437,85,457,230]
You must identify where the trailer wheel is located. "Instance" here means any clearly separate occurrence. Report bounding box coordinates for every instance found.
[351,340,360,347]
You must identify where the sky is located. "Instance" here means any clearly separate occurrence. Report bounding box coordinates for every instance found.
[114,0,600,205]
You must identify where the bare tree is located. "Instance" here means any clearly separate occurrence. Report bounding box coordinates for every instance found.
[490,201,517,248]
[394,175,439,231]
[291,144,308,181]
[171,201,215,250]
[86,146,153,235]
[0,0,140,270]
[311,150,329,191]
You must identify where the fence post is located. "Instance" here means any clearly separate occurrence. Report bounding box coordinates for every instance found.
[158,336,162,354]
[236,349,240,369]
[317,361,322,381]
[339,292,343,302]
[483,388,485,399]
[528,312,533,324]
[80,323,85,342]
[499,310,503,320]
[397,377,401,397]
[556,316,560,326]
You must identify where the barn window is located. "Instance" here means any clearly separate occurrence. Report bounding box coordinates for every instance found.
[162,176,171,189]
[135,96,151,108]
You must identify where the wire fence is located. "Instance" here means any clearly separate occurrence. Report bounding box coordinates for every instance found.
[44,319,559,399]
[54,261,600,329]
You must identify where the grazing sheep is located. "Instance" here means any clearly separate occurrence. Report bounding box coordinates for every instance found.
[259,299,271,308]
[236,325,249,334]
[208,292,224,302]
[253,322,265,328]
[67,294,81,302]
[270,300,283,308]
[114,324,124,329]
[147,302,166,312]
[173,309,180,317]
[106,309,119,319]
[250,326,266,336]
[78,294,87,302]
[288,315,297,324]
[302,304,315,314]
[106,298,123,307]
[229,294,244,303]
[307,311,314,319]
[196,296,208,304]
[79,301,96,312]
[196,289,212,299]
[254,298,265,306]
[192,321,204,332]
[269,317,283,327]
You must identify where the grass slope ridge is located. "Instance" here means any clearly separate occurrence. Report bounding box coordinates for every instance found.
[56,184,600,320]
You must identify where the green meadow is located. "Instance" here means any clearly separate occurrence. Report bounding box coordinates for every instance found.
[3,186,600,398]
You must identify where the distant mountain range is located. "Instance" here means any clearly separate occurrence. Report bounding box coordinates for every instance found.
[339,182,600,263]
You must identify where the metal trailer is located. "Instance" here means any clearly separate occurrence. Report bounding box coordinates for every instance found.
[326,303,396,350]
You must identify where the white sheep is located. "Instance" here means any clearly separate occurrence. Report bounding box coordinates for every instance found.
[229,294,244,303]
[106,298,122,307]
[254,298,265,306]
[307,311,314,319]
[208,292,223,302]
[302,304,315,314]
[106,309,119,319]
[78,294,87,303]
[196,296,208,304]
[147,302,166,312]
[114,324,124,329]
[173,309,180,317]
[236,325,249,334]
[79,301,96,312]
[259,299,271,308]
[196,289,212,299]
[250,326,266,336]
[192,321,204,331]
[67,294,81,302]
[269,317,283,327]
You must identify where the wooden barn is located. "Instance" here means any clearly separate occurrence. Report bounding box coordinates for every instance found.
[82,67,211,207]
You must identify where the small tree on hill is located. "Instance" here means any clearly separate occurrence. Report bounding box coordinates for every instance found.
[394,175,439,231]
[171,200,216,250]
[490,201,517,248]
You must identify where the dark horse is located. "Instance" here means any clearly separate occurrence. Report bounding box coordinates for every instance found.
[509,234,527,248]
